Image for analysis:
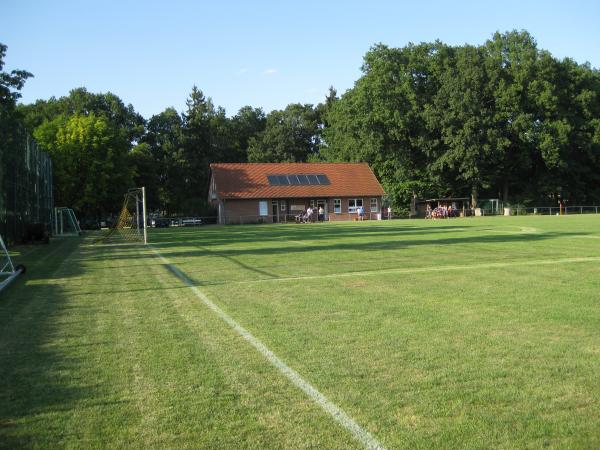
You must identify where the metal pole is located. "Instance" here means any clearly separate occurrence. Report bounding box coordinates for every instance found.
[135,192,140,237]
[142,187,148,244]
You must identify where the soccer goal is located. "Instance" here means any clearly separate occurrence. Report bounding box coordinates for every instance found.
[0,234,26,293]
[53,207,82,236]
[103,187,147,244]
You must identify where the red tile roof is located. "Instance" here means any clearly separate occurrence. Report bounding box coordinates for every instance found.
[210,163,385,199]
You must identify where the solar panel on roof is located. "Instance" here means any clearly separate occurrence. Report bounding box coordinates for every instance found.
[296,174,309,184]
[267,175,280,185]
[306,174,319,184]
[316,174,330,185]
[267,174,331,186]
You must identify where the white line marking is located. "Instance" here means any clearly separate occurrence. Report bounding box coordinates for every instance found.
[204,255,600,286]
[149,246,386,450]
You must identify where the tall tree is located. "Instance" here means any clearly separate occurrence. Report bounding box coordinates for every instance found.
[141,107,186,214]
[247,103,320,162]
[33,113,132,218]
[229,106,267,161]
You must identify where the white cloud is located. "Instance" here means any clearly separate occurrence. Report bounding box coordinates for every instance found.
[263,68,278,75]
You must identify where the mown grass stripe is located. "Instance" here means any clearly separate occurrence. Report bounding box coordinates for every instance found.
[203,255,600,286]
[149,246,386,450]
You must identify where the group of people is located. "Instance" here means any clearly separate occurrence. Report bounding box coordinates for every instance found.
[426,204,458,219]
[295,206,325,223]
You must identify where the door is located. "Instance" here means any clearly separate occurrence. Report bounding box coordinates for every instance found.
[271,200,278,223]
[316,200,327,221]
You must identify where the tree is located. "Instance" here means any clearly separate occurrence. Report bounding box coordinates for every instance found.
[19,87,145,142]
[141,107,186,214]
[322,42,448,207]
[180,86,218,213]
[33,113,132,219]
[0,43,33,110]
[229,106,267,161]
[247,103,320,162]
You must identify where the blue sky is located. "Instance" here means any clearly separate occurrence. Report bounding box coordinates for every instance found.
[2,0,599,119]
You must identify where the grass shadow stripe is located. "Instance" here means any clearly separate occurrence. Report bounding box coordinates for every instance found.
[152,246,386,450]
[202,255,600,286]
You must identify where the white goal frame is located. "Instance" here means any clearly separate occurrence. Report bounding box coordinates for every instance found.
[53,207,82,236]
[0,234,26,293]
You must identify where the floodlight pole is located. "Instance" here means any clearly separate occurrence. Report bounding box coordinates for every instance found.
[142,186,148,244]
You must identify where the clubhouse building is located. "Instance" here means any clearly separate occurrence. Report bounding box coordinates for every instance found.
[209,162,386,224]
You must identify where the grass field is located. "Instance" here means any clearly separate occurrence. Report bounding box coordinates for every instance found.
[1,215,600,449]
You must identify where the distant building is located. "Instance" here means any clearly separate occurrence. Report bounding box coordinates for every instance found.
[209,162,386,224]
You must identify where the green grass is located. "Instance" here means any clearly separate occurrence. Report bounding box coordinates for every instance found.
[1,216,600,449]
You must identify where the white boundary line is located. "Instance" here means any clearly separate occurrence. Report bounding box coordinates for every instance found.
[149,246,386,450]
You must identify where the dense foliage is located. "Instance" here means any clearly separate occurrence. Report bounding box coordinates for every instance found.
[322,31,600,208]
[5,30,600,218]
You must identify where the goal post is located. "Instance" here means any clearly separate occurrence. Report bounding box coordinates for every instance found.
[142,186,147,244]
[0,234,26,293]
[53,207,82,236]
[102,187,148,244]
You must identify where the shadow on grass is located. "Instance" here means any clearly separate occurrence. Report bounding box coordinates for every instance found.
[83,228,591,265]
[0,239,91,448]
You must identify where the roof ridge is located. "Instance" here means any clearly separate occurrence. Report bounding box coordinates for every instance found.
[210,162,369,167]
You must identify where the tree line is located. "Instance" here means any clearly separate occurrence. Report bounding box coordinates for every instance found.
[3,30,600,220]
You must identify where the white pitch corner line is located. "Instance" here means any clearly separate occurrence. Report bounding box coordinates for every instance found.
[148,245,386,450]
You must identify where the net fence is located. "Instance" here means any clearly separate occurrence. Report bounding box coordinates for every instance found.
[0,126,53,245]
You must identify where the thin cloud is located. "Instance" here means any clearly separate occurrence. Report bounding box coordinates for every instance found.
[263,68,278,75]
[238,68,248,74]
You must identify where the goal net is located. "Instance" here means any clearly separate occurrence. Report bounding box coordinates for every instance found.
[103,187,147,244]
[53,207,82,236]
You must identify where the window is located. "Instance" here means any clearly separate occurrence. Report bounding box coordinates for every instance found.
[334,199,341,213]
[348,198,363,213]
[370,198,379,213]
[259,200,268,216]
